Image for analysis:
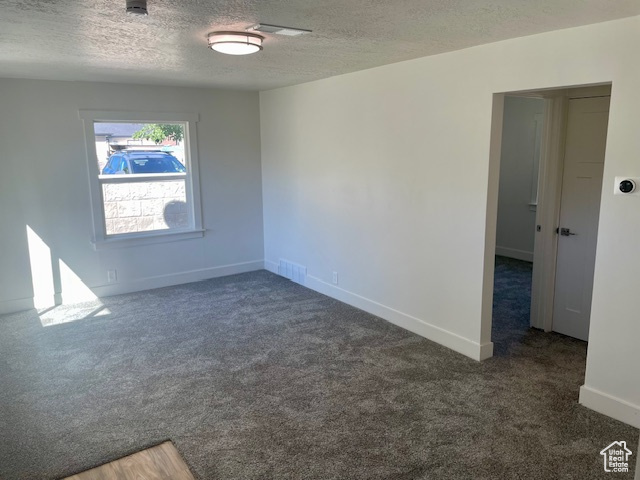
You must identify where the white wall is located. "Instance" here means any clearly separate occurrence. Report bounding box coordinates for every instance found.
[260,16,640,427]
[496,96,544,262]
[0,79,264,313]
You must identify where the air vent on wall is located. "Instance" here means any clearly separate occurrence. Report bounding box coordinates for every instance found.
[278,259,307,285]
[248,24,311,36]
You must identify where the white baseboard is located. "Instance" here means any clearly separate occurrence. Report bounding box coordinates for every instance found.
[266,259,492,361]
[264,260,279,274]
[301,274,491,362]
[92,260,265,298]
[579,385,640,428]
[0,297,34,316]
[1,261,265,316]
[495,246,533,262]
[478,342,494,361]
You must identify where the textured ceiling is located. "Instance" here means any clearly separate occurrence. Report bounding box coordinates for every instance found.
[0,0,638,91]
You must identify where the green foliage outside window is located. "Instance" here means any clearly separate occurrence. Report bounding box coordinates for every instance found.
[133,124,184,144]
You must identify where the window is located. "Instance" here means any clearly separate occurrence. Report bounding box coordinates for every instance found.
[80,111,203,249]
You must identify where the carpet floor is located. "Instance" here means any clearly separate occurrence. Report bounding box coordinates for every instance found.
[492,255,536,357]
[0,267,637,479]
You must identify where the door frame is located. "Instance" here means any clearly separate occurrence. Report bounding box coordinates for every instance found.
[530,92,568,331]
[482,83,612,351]
[531,85,612,332]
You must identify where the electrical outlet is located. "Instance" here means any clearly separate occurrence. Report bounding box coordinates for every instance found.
[332,271,338,285]
[107,269,117,283]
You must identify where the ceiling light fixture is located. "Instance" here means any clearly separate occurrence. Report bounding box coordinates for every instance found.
[207,32,264,55]
[126,0,148,16]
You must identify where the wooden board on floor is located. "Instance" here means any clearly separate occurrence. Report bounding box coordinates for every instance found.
[63,441,195,480]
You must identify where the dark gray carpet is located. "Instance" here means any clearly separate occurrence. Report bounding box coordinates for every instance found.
[0,269,637,479]
[492,255,535,356]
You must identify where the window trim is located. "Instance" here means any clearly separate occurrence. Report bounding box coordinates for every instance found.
[79,110,204,248]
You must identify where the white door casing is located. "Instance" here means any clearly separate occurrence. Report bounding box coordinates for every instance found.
[552,96,610,341]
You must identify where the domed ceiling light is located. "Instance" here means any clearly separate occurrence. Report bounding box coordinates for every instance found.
[126,0,148,16]
[207,32,264,55]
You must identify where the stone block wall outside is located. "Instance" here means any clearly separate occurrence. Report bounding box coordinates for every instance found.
[103,180,189,235]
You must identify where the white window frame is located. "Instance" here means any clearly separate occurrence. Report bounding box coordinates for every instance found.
[79,110,204,250]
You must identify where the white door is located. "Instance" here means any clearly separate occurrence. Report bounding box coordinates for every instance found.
[552,96,610,341]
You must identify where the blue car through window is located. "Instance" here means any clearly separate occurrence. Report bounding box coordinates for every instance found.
[102,151,186,175]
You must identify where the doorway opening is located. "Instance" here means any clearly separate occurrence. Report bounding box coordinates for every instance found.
[484,84,612,357]
[492,96,544,355]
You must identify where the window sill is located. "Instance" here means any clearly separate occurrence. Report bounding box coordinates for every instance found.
[92,229,205,251]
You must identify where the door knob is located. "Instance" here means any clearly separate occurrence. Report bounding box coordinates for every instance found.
[560,227,577,236]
